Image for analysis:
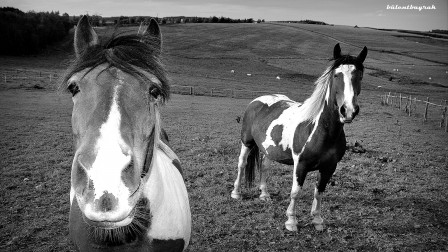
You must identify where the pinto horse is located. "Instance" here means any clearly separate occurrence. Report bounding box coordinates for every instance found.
[63,16,191,251]
[231,44,367,231]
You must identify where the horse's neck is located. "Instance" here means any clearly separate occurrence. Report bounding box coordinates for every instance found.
[319,98,344,140]
[143,146,191,248]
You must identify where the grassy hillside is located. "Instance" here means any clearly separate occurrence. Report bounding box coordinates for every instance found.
[2,22,447,100]
[0,22,447,251]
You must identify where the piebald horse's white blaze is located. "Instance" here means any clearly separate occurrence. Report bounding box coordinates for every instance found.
[335,64,357,123]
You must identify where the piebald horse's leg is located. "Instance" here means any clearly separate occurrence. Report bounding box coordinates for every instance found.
[285,158,307,231]
[259,156,271,201]
[310,165,336,231]
[231,143,250,199]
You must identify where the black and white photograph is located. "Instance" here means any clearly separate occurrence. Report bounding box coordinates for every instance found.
[0,0,447,251]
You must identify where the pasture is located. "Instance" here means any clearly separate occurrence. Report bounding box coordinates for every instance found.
[1,22,447,251]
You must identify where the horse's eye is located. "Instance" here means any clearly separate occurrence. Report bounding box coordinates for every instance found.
[67,82,80,97]
[150,87,160,98]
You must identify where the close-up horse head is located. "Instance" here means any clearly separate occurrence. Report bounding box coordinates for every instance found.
[330,43,367,123]
[63,16,190,251]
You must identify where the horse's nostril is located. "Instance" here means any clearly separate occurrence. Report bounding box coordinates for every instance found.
[339,105,346,117]
[354,105,360,116]
[101,196,112,212]
[97,192,118,212]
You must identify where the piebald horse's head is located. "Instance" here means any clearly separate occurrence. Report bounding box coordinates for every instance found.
[330,43,367,123]
[66,17,168,230]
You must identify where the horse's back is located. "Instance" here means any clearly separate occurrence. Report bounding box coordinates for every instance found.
[241,94,296,147]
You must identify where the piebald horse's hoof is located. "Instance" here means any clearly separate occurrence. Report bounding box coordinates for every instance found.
[311,217,324,231]
[231,191,241,199]
[259,194,271,202]
[285,221,298,232]
[313,223,324,231]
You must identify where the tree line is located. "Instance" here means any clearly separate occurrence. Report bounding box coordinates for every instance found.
[0,7,72,55]
[0,7,263,55]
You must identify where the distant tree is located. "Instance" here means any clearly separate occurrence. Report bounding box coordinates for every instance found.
[211,16,219,23]
[0,7,72,55]
[89,15,102,26]
[119,16,129,25]
[136,16,144,24]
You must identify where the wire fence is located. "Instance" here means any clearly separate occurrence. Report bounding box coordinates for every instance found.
[381,92,448,132]
[1,67,284,100]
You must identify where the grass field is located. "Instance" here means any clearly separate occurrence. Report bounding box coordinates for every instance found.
[1,22,447,251]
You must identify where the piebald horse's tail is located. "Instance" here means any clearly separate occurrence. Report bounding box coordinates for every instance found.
[244,144,262,187]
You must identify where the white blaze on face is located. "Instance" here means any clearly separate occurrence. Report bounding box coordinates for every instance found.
[335,64,356,113]
[88,84,131,205]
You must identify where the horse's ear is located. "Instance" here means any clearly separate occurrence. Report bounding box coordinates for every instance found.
[74,15,99,58]
[357,46,368,63]
[333,43,342,59]
[142,18,162,51]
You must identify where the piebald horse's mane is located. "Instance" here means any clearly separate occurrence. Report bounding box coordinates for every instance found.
[62,31,169,102]
[299,54,365,123]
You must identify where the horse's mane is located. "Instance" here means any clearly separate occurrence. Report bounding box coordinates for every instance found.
[300,54,364,123]
[61,31,169,102]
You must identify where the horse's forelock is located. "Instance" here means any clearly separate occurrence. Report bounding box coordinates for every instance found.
[61,32,169,102]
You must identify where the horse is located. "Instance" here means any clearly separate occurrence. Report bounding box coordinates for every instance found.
[63,16,191,251]
[231,43,368,231]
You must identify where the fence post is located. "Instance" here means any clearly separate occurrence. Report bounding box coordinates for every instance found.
[414,97,417,115]
[189,86,193,95]
[211,88,214,97]
[445,107,448,132]
[440,101,445,128]
[408,95,412,116]
[424,97,429,122]
[386,92,391,105]
[399,93,402,110]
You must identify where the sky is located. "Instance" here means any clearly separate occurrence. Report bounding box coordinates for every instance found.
[2,0,447,31]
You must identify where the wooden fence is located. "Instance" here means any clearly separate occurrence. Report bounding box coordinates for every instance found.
[381,92,448,132]
[170,84,285,99]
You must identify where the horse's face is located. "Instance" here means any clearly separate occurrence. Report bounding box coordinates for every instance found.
[69,66,155,228]
[331,44,367,123]
[68,17,163,229]
[332,64,363,123]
